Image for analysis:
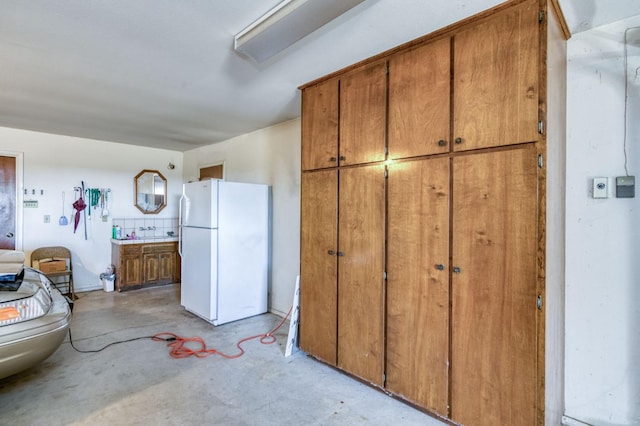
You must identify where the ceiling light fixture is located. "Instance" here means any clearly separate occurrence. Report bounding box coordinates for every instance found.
[234,0,365,62]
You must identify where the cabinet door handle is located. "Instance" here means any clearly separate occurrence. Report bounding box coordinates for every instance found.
[436,264,445,271]
[328,250,336,256]
[453,266,461,273]
[329,157,337,162]
[339,156,346,161]
[437,140,446,147]
[454,137,463,145]
[337,251,345,257]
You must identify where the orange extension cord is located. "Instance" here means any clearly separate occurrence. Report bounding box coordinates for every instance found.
[151,306,293,360]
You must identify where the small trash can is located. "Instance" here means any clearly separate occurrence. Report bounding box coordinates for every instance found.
[100,265,116,292]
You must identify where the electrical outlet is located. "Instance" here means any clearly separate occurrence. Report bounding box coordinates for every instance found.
[593,177,608,198]
[44,215,50,223]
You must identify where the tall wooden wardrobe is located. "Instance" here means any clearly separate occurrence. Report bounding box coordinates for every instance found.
[299,1,568,425]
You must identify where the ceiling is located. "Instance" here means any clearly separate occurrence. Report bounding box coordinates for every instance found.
[1,0,639,152]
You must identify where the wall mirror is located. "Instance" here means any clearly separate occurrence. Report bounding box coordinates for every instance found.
[134,169,167,214]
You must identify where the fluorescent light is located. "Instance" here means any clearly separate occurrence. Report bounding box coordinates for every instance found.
[234,0,365,62]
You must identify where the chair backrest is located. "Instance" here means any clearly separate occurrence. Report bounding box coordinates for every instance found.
[30,246,72,270]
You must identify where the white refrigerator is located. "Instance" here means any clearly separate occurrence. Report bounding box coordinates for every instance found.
[179,179,269,326]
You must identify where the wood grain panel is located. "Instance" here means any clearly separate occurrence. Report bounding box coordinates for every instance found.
[386,158,450,415]
[337,165,385,385]
[451,146,538,426]
[301,79,339,171]
[453,0,539,151]
[389,38,451,159]
[0,156,16,250]
[340,63,387,166]
[299,170,338,364]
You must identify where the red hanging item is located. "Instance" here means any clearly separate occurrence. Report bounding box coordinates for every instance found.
[72,196,86,233]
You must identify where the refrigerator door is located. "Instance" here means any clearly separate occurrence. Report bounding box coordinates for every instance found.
[215,182,269,325]
[181,180,219,229]
[180,227,218,322]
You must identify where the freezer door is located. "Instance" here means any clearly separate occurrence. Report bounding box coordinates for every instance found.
[180,227,218,322]
[181,180,218,228]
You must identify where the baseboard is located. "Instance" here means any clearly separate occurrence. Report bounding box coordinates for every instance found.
[562,415,594,426]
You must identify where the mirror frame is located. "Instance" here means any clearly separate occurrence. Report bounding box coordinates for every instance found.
[134,169,167,214]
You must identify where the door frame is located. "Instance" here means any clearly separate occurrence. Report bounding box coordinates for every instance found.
[1,150,23,251]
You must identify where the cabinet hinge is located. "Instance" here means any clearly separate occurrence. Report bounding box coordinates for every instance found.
[385,146,389,155]
[539,10,544,23]
[538,154,544,169]
[386,63,389,75]
[383,271,387,280]
[538,120,545,134]
[537,295,543,310]
[384,168,389,178]
[383,372,387,385]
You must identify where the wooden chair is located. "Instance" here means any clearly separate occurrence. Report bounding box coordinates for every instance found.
[30,246,75,300]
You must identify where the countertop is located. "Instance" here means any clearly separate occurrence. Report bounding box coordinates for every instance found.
[111,237,178,245]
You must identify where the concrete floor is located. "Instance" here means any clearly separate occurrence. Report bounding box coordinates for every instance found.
[0,285,447,426]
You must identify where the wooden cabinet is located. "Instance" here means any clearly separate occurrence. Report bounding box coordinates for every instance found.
[299,0,566,424]
[388,38,451,159]
[453,1,540,151]
[450,146,538,426]
[339,63,387,167]
[337,165,385,385]
[118,245,142,288]
[112,242,180,291]
[301,79,339,171]
[299,170,338,364]
[386,157,450,415]
[300,165,385,385]
[301,62,386,171]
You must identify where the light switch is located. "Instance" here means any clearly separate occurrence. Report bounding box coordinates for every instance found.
[593,177,608,198]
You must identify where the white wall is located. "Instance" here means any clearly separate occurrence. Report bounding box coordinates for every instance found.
[566,17,640,426]
[182,119,301,316]
[0,127,183,292]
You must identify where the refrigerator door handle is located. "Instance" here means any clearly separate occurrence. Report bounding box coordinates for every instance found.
[178,192,185,257]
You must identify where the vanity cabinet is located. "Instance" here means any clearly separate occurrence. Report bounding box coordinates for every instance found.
[112,242,180,291]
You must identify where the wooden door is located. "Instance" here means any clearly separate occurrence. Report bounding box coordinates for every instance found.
[143,253,159,283]
[337,165,385,385]
[301,79,339,171]
[388,38,451,159]
[299,170,338,364]
[451,146,538,425]
[122,255,142,288]
[386,157,450,415]
[339,63,387,166]
[158,252,175,282]
[453,0,539,151]
[0,156,16,250]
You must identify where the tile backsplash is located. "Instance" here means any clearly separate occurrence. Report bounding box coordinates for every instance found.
[112,217,178,240]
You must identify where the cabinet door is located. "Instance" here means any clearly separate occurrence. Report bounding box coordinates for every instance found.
[159,252,175,282]
[143,253,159,283]
[338,164,385,385]
[301,79,339,171]
[122,255,141,287]
[386,157,450,415]
[451,146,538,426]
[453,0,539,151]
[340,63,387,166]
[300,170,338,365]
[388,38,451,159]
